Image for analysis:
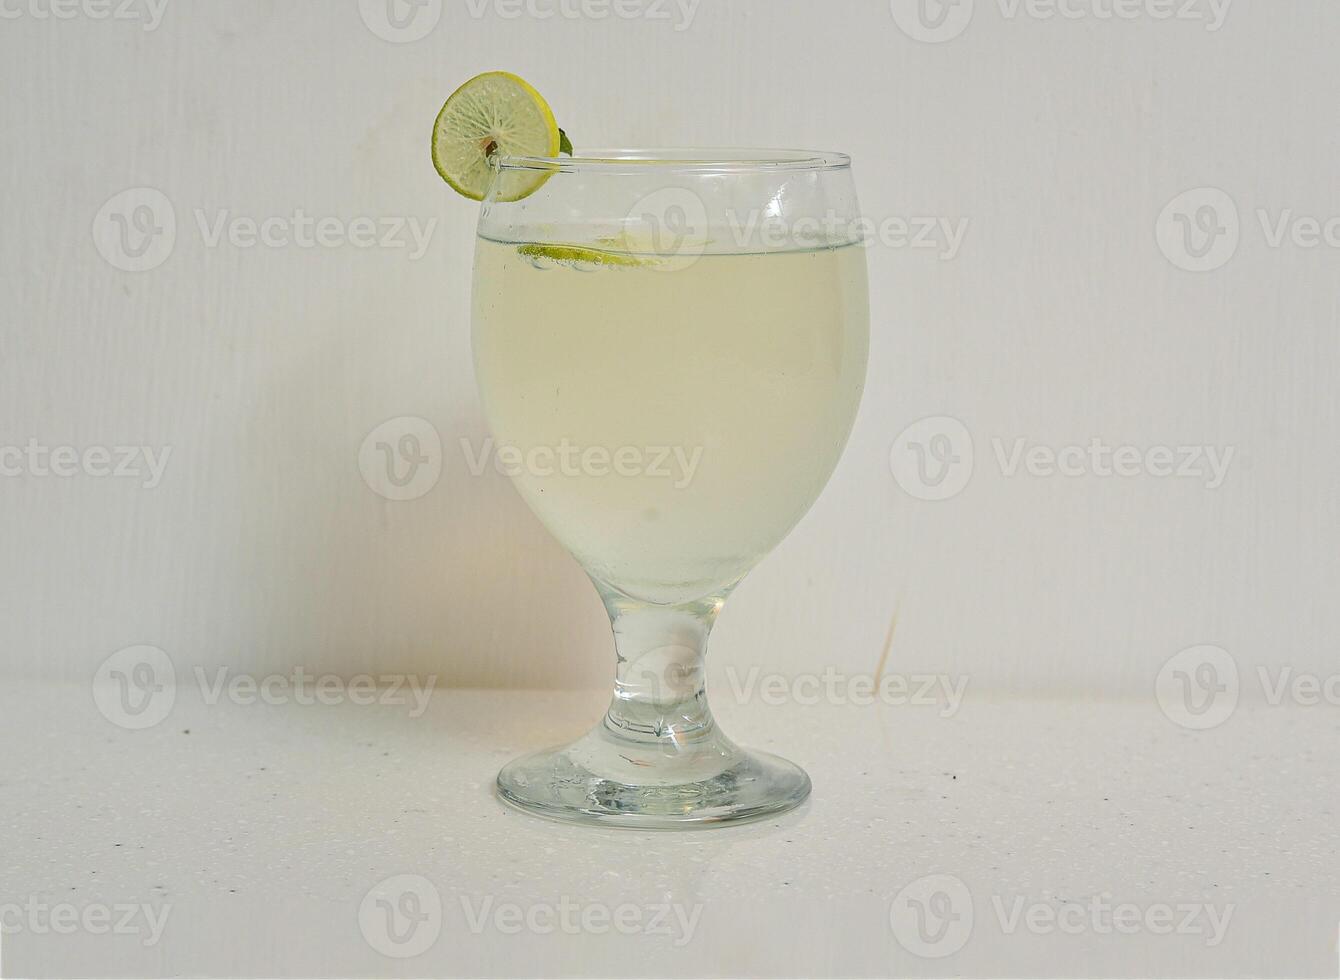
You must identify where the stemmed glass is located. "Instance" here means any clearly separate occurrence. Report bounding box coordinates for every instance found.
[472,148,869,827]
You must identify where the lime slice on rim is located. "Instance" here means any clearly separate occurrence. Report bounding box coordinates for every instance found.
[432,71,561,202]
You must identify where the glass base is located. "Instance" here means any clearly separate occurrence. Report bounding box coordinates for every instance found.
[496,722,812,829]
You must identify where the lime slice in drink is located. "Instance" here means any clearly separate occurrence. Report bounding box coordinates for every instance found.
[516,243,650,269]
[431,71,561,202]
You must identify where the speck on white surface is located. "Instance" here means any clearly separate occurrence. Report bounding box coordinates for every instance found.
[1,683,1336,977]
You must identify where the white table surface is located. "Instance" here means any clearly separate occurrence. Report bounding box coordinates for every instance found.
[1,681,1336,978]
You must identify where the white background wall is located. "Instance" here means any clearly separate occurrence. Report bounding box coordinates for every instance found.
[1,0,1336,697]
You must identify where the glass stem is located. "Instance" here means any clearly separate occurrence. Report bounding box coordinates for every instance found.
[597,589,726,745]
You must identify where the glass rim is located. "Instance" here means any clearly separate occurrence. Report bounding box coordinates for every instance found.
[493,146,852,175]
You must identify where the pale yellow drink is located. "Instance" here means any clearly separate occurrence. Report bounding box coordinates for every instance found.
[472,238,869,605]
